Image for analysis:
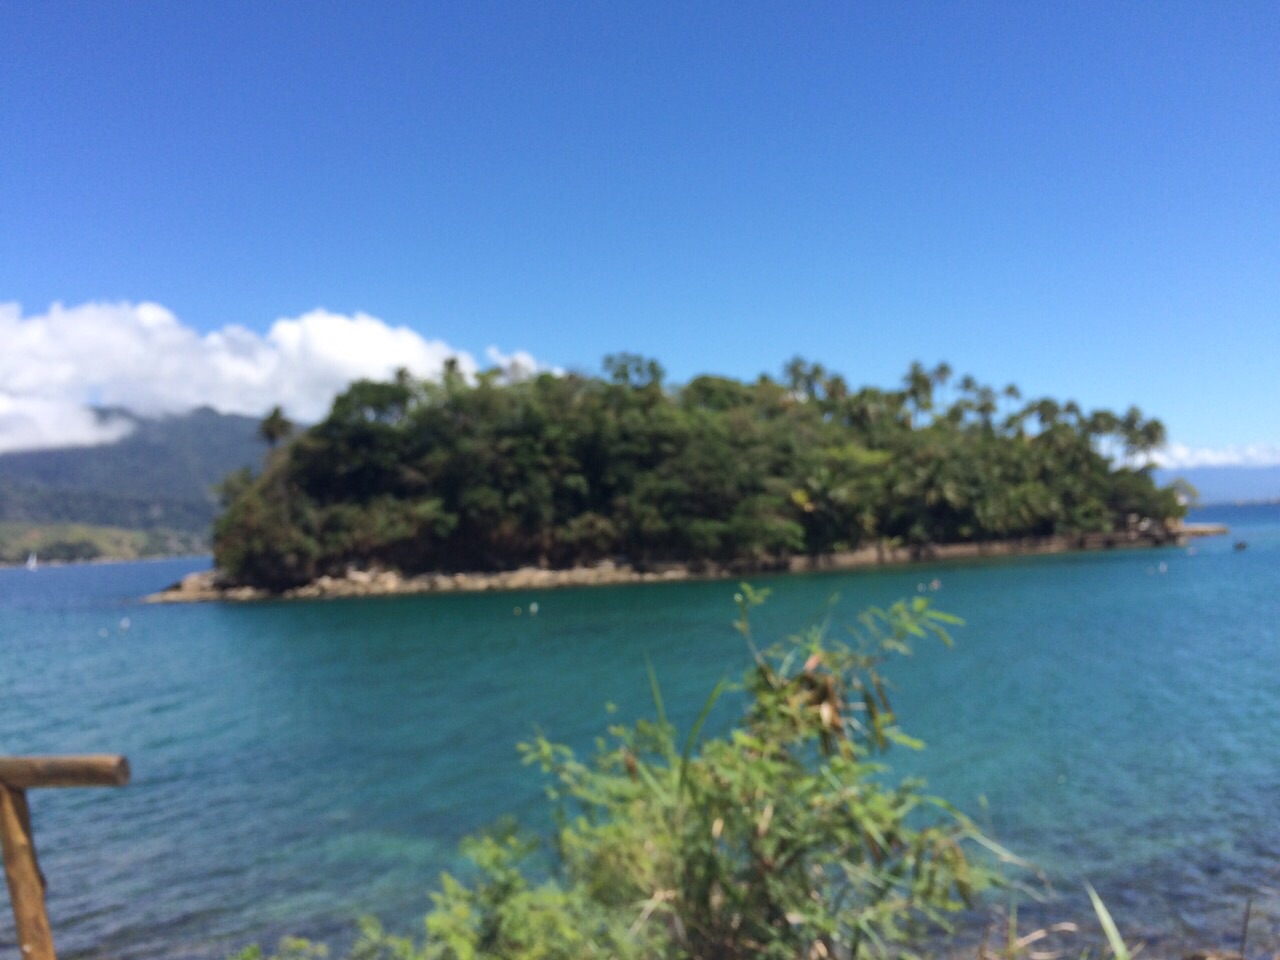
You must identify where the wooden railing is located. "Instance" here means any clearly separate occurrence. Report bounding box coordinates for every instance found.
[0,756,130,960]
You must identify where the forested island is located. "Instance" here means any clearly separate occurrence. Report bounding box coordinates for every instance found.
[195,356,1187,597]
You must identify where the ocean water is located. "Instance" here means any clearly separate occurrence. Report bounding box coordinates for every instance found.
[2,505,1278,959]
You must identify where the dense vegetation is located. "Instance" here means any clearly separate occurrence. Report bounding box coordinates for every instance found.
[238,591,1010,960]
[214,357,1183,590]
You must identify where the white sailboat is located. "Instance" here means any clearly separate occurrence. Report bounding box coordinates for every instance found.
[26,552,38,571]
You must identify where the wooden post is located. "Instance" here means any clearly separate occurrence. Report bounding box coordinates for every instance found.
[0,783,54,960]
[0,755,130,960]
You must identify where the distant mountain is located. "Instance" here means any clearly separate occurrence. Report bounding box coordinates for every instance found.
[0,408,267,536]
[1155,465,1280,505]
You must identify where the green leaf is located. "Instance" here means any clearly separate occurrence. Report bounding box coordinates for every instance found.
[645,655,667,729]
[885,728,926,751]
[1086,883,1131,960]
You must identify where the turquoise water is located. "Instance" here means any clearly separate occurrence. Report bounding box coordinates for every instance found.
[2,505,1278,958]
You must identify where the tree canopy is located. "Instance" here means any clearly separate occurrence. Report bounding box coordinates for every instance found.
[214,357,1184,590]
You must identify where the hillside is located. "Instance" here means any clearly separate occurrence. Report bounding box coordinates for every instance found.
[0,521,207,565]
[0,408,266,553]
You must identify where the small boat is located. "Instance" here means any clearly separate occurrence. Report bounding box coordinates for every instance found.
[25,552,38,571]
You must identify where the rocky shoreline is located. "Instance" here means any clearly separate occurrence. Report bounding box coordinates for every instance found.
[144,522,1227,603]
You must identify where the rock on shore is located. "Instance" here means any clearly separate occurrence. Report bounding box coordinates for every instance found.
[145,559,698,603]
[145,523,1224,604]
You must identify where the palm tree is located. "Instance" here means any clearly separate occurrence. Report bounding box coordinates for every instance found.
[931,362,953,413]
[1032,398,1061,431]
[975,386,998,431]
[258,406,293,449]
[1117,406,1167,465]
[902,361,934,425]
[1131,416,1167,466]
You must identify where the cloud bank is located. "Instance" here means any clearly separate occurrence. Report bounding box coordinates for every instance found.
[0,301,548,454]
[1152,442,1280,470]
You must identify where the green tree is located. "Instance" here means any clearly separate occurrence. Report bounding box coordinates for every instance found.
[259,405,294,449]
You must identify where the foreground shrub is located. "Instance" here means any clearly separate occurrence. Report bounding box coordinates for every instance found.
[242,588,1005,960]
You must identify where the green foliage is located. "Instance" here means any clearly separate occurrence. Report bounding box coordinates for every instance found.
[212,478,322,591]
[213,358,1186,588]
[241,592,1010,960]
[230,938,329,960]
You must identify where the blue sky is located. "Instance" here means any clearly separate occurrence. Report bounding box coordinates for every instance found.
[1,2,1276,463]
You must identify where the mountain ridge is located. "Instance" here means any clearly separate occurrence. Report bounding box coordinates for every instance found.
[1154,465,1280,506]
[0,408,266,539]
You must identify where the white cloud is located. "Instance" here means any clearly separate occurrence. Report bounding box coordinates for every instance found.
[0,394,136,453]
[1153,442,1280,469]
[0,301,549,454]
[484,345,550,381]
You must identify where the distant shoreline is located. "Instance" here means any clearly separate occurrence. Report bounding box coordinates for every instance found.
[0,552,209,571]
[1197,497,1280,507]
[145,524,1227,604]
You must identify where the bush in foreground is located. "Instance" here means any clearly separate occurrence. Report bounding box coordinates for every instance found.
[239,589,1006,960]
